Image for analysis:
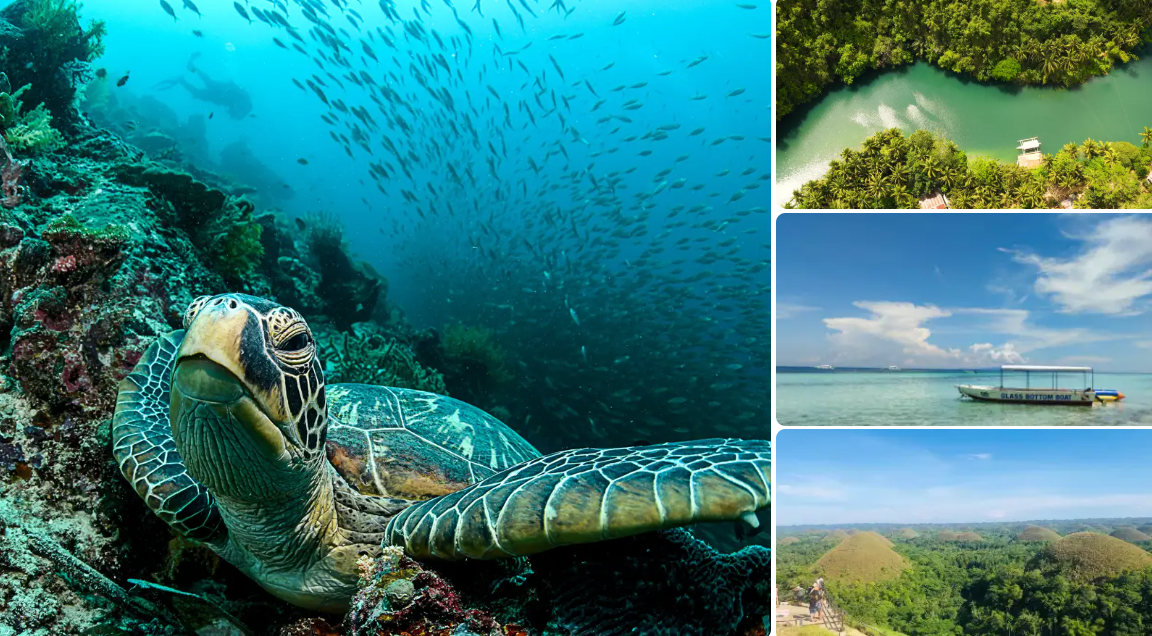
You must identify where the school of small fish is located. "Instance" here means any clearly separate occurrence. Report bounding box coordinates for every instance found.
[155,0,769,449]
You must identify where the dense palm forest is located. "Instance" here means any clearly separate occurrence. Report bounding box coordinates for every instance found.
[776,0,1152,120]
[778,525,1152,636]
[785,127,1152,208]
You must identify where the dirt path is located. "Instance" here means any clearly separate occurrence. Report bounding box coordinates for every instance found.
[775,602,869,636]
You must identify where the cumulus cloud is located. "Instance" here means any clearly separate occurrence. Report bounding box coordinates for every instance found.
[824,301,956,363]
[1003,216,1152,315]
[823,302,1022,366]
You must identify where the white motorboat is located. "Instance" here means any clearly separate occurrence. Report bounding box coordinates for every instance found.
[815,364,834,370]
[956,365,1124,406]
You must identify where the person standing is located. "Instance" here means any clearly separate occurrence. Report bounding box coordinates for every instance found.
[809,584,824,622]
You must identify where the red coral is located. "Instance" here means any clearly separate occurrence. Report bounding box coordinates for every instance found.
[52,255,78,273]
[346,557,506,636]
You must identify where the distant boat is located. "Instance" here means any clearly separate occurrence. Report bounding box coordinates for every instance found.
[886,365,901,371]
[815,364,834,370]
[956,365,1124,406]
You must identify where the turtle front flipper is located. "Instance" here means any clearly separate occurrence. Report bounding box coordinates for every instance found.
[384,438,770,560]
[112,330,225,543]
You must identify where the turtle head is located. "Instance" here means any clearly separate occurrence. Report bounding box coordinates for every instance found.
[171,293,328,501]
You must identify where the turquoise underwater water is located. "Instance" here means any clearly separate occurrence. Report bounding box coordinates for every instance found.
[776,371,1152,426]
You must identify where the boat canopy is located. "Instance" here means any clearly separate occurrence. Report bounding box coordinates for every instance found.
[1001,365,1092,372]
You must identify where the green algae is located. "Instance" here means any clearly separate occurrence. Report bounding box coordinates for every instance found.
[21,0,105,62]
[0,83,64,154]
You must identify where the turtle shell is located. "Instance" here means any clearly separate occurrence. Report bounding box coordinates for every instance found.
[324,384,541,501]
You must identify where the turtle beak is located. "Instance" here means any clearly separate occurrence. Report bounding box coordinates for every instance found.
[173,356,246,404]
[172,300,292,463]
[170,358,289,462]
[176,300,291,424]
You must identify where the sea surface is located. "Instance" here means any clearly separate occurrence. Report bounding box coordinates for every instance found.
[775,53,1152,207]
[776,370,1152,426]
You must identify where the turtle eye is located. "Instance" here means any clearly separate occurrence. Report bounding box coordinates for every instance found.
[281,332,312,352]
[183,295,213,329]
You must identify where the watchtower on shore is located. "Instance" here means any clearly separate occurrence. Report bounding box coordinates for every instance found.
[1017,137,1042,168]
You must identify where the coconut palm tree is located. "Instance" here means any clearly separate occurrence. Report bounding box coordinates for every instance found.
[1081,139,1102,159]
[1140,127,1152,148]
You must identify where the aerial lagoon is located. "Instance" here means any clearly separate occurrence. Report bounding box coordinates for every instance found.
[776,54,1152,207]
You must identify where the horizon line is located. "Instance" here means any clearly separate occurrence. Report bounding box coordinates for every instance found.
[779,515,1152,528]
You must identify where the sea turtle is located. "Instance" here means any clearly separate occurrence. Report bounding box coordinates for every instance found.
[112,293,771,612]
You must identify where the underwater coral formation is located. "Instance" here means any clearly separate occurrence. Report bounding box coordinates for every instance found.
[1,0,105,130]
[316,323,448,395]
[304,212,384,330]
[433,529,770,636]
[346,546,520,636]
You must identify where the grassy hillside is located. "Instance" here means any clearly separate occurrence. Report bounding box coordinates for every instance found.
[816,531,908,584]
[1110,527,1152,543]
[1018,526,1061,542]
[1031,532,1152,580]
[777,519,1152,636]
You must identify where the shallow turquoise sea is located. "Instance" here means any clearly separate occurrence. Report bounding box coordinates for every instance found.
[776,371,1152,426]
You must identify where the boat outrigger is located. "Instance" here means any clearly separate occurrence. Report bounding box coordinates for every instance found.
[957,365,1125,406]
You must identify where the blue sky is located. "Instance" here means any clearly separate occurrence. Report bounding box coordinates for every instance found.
[777,213,1152,372]
[777,429,1152,525]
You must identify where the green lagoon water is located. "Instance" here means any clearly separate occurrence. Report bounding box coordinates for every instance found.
[775,54,1152,207]
[777,371,1152,426]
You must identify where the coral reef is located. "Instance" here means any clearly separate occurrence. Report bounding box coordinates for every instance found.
[0,137,25,208]
[113,162,266,282]
[0,80,64,154]
[451,529,770,636]
[304,212,384,330]
[4,101,64,154]
[315,322,448,395]
[438,324,513,408]
[343,529,769,636]
[346,546,517,636]
[1,0,105,131]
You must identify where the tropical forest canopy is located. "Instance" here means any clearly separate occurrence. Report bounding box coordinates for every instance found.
[786,127,1152,208]
[776,0,1152,120]
[778,520,1152,636]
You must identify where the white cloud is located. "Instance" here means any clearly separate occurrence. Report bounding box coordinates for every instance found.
[820,301,1135,368]
[1003,216,1152,315]
[777,302,822,320]
[822,302,1023,367]
[967,342,1024,364]
[964,453,993,460]
[824,301,957,364]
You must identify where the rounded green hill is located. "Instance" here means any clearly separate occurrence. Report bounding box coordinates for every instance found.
[894,528,918,539]
[1031,532,1152,580]
[816,531,907,584]
[1137,524,1152,535]
[1110,527,1152,543]
[1019,526,1061,542]
[779,536,800,546]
